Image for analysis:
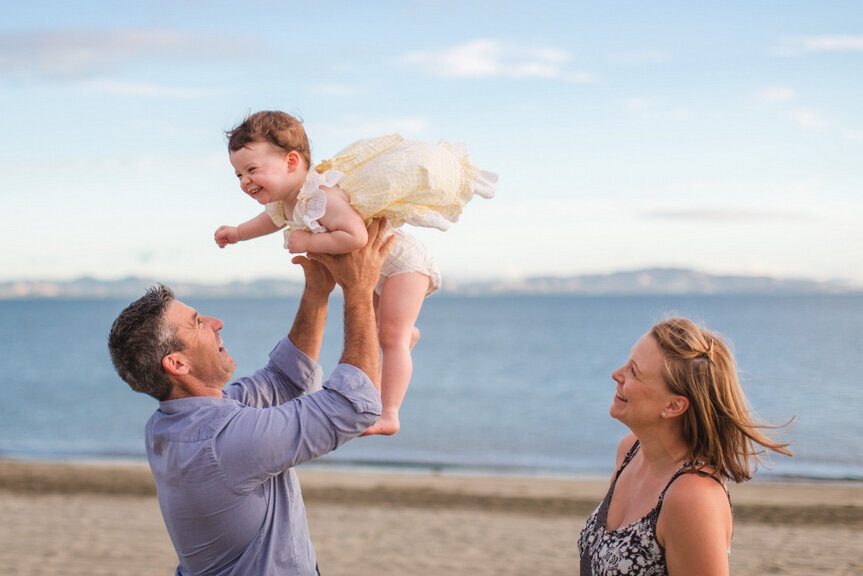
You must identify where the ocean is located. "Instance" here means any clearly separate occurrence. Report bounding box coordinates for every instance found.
[1,293,861,481]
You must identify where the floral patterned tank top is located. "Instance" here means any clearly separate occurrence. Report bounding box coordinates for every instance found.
[577,442,730,575]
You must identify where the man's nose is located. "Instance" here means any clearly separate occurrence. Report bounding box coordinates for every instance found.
[204,316,224,331]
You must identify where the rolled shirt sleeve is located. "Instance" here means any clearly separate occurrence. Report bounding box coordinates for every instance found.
[223,336,324,407]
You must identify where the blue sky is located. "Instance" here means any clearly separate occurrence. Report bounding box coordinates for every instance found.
[2,1,861,285]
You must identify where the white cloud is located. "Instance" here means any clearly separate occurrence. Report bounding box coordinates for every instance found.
[771,35,863,56]
[755,88,856,140]
[802,35,863,52]
[402,39,593,82]
[791,107,829,132]
[756,86,796,102]
[0,28,257,80]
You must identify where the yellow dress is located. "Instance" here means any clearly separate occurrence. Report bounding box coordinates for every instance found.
[313,133,497,230]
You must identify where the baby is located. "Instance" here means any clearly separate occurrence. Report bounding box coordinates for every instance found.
[215,111,496,435]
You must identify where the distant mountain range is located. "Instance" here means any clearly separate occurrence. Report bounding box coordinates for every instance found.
[445,268,862,296]
[1,269,859,299]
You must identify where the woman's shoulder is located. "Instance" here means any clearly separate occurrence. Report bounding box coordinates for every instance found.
[663,471,730,517]
[658,470,733,559]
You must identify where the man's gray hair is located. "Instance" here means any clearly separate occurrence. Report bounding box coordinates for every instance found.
[107,284,184,401]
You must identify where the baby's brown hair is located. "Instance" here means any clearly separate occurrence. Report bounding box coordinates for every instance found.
[226,110,311,168]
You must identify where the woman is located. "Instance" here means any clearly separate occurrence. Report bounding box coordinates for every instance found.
[579,317,792,575]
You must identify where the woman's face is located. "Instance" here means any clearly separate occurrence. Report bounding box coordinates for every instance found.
[609,333,675,427]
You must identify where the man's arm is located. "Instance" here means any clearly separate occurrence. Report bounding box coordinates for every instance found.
[312,218,393,392]
[288,255,336,362]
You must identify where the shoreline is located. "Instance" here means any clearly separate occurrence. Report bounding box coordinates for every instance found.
[2,458,861,575]
[2,454,860,485]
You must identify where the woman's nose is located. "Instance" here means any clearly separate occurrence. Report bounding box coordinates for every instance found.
[611,367,623,383]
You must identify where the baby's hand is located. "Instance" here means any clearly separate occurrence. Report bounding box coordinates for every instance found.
[287,230,311,253]
[214,225,240,248]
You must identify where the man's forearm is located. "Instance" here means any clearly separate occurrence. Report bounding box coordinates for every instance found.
[338,291,381,392]
[288,287,329,362]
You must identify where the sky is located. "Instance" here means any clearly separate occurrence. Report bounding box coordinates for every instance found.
[2,1,862,286]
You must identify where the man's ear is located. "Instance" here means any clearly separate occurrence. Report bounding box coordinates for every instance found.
[162,352,190,376]
[665,395,690,418]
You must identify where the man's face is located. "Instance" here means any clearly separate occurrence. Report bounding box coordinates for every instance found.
[164,300,236,388]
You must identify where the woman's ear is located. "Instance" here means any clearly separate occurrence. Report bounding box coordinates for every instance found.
[162,352,189,376]
[665,395,690,418]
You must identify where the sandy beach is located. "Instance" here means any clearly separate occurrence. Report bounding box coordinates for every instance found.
[1,459,860,575]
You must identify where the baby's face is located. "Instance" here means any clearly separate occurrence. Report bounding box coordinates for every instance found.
[229,141,298,205]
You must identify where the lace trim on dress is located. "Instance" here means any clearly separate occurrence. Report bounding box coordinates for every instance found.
[290,170,345,233]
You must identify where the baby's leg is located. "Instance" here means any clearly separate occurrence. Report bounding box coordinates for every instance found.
[362,271,429,436]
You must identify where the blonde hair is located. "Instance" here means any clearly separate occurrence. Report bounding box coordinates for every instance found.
[651,317,792,482]
[226,110,311,168]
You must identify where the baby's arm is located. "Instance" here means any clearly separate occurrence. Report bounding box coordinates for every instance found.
[287,187,369,254]
[215,211,283,248]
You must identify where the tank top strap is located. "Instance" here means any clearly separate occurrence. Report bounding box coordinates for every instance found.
[613,440,641,483]
[657,464,728,508]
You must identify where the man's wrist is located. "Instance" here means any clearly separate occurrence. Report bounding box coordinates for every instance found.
[341,285,374,304]
[302,285,332,306]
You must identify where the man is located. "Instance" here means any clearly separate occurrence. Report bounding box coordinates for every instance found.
[108,220,392,575]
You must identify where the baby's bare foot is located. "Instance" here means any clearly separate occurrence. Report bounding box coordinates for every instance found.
[360,415,400,436]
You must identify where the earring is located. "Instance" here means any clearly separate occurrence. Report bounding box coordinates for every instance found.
[661,411,667,418]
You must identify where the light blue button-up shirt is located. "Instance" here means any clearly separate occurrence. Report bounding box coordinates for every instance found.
[146,336,381,576]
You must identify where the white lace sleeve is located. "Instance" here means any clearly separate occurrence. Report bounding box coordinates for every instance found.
[302,187,328,233]
[319,169,346,188]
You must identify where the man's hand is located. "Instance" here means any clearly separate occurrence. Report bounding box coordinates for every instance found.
[291,255,336,297]
[310,218,393,296]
